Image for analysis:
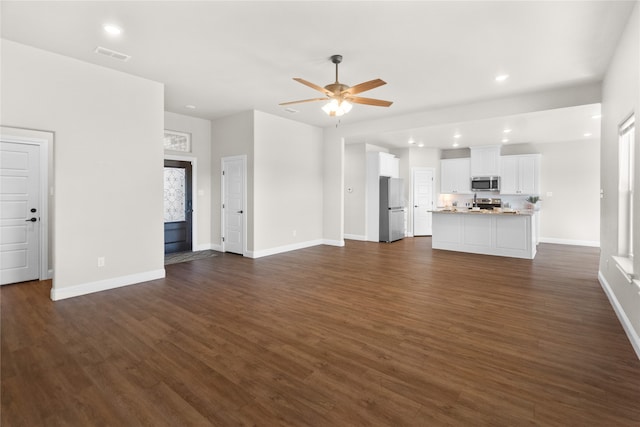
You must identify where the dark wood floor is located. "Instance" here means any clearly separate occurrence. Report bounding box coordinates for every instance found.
[2,238,640,426]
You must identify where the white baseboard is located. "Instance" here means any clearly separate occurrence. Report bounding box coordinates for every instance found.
[539,237,600,247]
[322,238,345,247]
[196,243,223,251]
[247,239,325,259]
[195,243,223,251]
[344,234,366,241]
[598,271,640,360]
[50,269,166,301]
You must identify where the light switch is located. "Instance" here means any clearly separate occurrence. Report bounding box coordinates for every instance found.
[546,192,553,197]
[198,190,205,196]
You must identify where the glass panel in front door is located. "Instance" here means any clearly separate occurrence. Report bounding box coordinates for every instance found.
[163,167,186,222]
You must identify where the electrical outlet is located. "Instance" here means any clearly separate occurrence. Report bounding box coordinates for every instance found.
[292,230,297,237]
[97,257,105,267]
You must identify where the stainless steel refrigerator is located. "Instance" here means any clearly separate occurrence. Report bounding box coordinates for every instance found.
[379,176,405,242]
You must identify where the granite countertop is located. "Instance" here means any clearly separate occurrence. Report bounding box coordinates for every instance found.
[431,208,535,216]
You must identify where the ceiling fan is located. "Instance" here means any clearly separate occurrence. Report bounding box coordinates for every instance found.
[280,55,393,117]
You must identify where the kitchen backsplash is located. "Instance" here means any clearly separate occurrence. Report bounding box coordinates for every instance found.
[438,193,535,209]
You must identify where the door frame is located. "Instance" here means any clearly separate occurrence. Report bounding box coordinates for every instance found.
[164,154,198,251]
[410,167,436,237]
[0,129,51,280]
[221,155,247,255]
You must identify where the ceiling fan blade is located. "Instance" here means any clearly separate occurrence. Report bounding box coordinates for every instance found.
[293,78,333,96]
[343,79,386,95]
[279,97,327,106]
[346,96,393,107]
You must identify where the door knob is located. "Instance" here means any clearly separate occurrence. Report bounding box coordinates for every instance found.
[25,217,37,222]
[237,210,243,214]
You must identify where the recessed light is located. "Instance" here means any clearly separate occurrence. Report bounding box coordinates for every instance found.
[184,104,196,110]
[495,74,509,82]
[592,114,602,119]
[103,24,122,36]
[417,143,425,148]
[584,133,592,137]
[408,138,416,145]
[452,142,459,148]
[503,128,512,133]
[453,133,462,139]
[502,138,509,143]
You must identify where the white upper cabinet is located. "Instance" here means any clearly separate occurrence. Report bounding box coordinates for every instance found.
[500,154,540,195]
[378,152,399,178]
[441,158,471,194]
[470,145,501,177]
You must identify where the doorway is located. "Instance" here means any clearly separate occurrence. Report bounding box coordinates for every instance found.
[0,131,50,285]
[163,159,193,254]
[412,168,435,236]
[221,155,246,255]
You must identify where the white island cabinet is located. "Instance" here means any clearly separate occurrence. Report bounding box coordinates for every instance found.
[432,211,536,259]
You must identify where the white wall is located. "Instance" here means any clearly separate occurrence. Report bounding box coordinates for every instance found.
[164,112,212,250]
[253,111,323,255]
[502,140,600,245]
[322,127,344,246]
[211,110,324,256]
[210,111,254,250]
[1,40,165,299]
[599,4,640,358]
[344,143,367,239]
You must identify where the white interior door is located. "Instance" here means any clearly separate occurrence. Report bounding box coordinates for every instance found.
[413,168,434,236]
[222,156,245,255]
[0,142,40,285]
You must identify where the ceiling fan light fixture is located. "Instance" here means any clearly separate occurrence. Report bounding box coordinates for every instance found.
[281,55,392,115]
[322,99,352,117]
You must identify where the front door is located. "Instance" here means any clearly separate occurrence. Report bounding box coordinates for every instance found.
[164,160,193,254]
[413,168,434,236]
[222,156,245,255]
[0,142,40,285]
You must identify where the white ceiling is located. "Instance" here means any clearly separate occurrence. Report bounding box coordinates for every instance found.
[1,1,634,148]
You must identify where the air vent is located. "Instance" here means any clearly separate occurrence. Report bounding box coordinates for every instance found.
[94,46,131,62]
[284,107,298,114]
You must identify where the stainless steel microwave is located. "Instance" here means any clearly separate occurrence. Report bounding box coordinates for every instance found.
[471,176,500,192]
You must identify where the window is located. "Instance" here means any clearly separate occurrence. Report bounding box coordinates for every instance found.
[164,129,191,152]
[618,114,635,258]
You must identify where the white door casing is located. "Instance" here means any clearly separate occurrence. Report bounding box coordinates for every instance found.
[0,142,40,284]
[413,168,435,236]
[222,156,246,255]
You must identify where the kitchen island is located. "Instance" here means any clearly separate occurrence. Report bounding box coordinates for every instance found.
[431,209,537,259]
